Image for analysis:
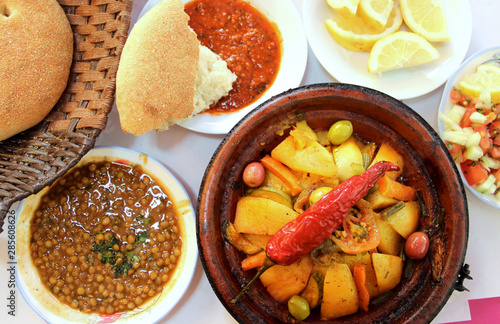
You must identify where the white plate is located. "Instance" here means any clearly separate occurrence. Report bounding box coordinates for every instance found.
[303,0,472,100]
[437,46,500,209]
[138,0,307,135]
[16,146,198,323]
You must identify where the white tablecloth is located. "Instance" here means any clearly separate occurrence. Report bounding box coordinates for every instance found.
[2,0,499,323]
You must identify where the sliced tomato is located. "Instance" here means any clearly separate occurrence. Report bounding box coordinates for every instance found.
[330,200,380,254]
[461,160,489,186]
[461,108,477,128]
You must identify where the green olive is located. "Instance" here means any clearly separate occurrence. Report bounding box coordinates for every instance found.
[309,187,333,205]
[327,120,353,145]
[288,295,310,322]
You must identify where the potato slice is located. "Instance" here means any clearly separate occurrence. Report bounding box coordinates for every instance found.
[321,262,359,320]
[271,129,337,177]
[260,257,313,303]
[242,234,271,250]
[300,270,324,309]
[372,253,403,293]
[369,142,404,180]
[386,200,420,239]
[377,175,417,201]
[333,136,364,182]
[366,190,399,210]
[361,254,380,298]
[233,196,298,235]
[261,169,293,197]
[374,213,403,256]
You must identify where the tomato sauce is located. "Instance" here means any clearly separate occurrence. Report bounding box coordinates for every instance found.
[185,0,281,114]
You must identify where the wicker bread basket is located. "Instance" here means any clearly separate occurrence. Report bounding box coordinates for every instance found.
[0,0,133,231]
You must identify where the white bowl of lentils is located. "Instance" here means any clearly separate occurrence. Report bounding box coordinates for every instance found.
[15,146,197,323]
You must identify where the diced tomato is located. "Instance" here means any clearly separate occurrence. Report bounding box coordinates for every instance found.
[473,124,488,136]
[490,146,500,159]
[461,108,477,128]
[495,169,500,184]
[450,88,464,104]
[489,121,500,137]
[473,125,493,153]
[461,160,489,186]
[446,141,464,163]
[480,137,493,153]
[485,112,497,124]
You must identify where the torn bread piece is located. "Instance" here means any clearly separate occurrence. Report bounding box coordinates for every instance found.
[116,0,236,136]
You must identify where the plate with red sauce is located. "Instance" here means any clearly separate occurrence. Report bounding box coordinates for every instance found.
[139,0,308,134]
[302,0,472,100]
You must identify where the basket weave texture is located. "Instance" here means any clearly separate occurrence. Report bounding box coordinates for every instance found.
[0,0,133,231]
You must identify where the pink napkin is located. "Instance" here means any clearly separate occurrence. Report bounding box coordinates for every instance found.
[446,296,500,323]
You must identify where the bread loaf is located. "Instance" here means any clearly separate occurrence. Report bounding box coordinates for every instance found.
[116,0,236,135]
[0,0,73,141]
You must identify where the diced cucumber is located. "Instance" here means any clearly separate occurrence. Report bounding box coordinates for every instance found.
[446,105,466,124]
[466,132,481,147]
[466,145,484,161]
[481,156,500,170]
[476,175,497,193]
[441,130,468,146]
[469,111,488,124]
[462,127,476,137]
[439,112,463,132]
[482,183,497,195]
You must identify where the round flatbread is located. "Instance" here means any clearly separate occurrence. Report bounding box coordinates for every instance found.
[0,0,73,141]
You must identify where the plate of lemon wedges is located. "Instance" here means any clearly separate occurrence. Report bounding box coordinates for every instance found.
[303,0,472,100]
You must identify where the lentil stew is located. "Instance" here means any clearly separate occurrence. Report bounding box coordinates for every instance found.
[27,160,183,315]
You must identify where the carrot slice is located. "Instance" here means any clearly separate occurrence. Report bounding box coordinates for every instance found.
[377,175,417,201]
[260,155,302,196]
[241,251,266,271]
[353,263,370,312]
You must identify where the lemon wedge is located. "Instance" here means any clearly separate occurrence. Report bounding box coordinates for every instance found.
[459,64,500,104]
[358,0,394,32]
[367,31,440,73]
[325,3,402,52]
[326,0,361,16]
[399,0,450,42]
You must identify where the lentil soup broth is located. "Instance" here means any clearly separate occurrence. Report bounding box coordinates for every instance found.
[16,154,191,321]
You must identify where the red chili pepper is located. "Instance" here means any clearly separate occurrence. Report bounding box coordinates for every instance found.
[266,160,399,266]
[231,160,399,303]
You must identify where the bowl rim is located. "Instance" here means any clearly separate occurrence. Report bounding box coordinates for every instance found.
[16,145,198,324]
[197,82,469,323]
